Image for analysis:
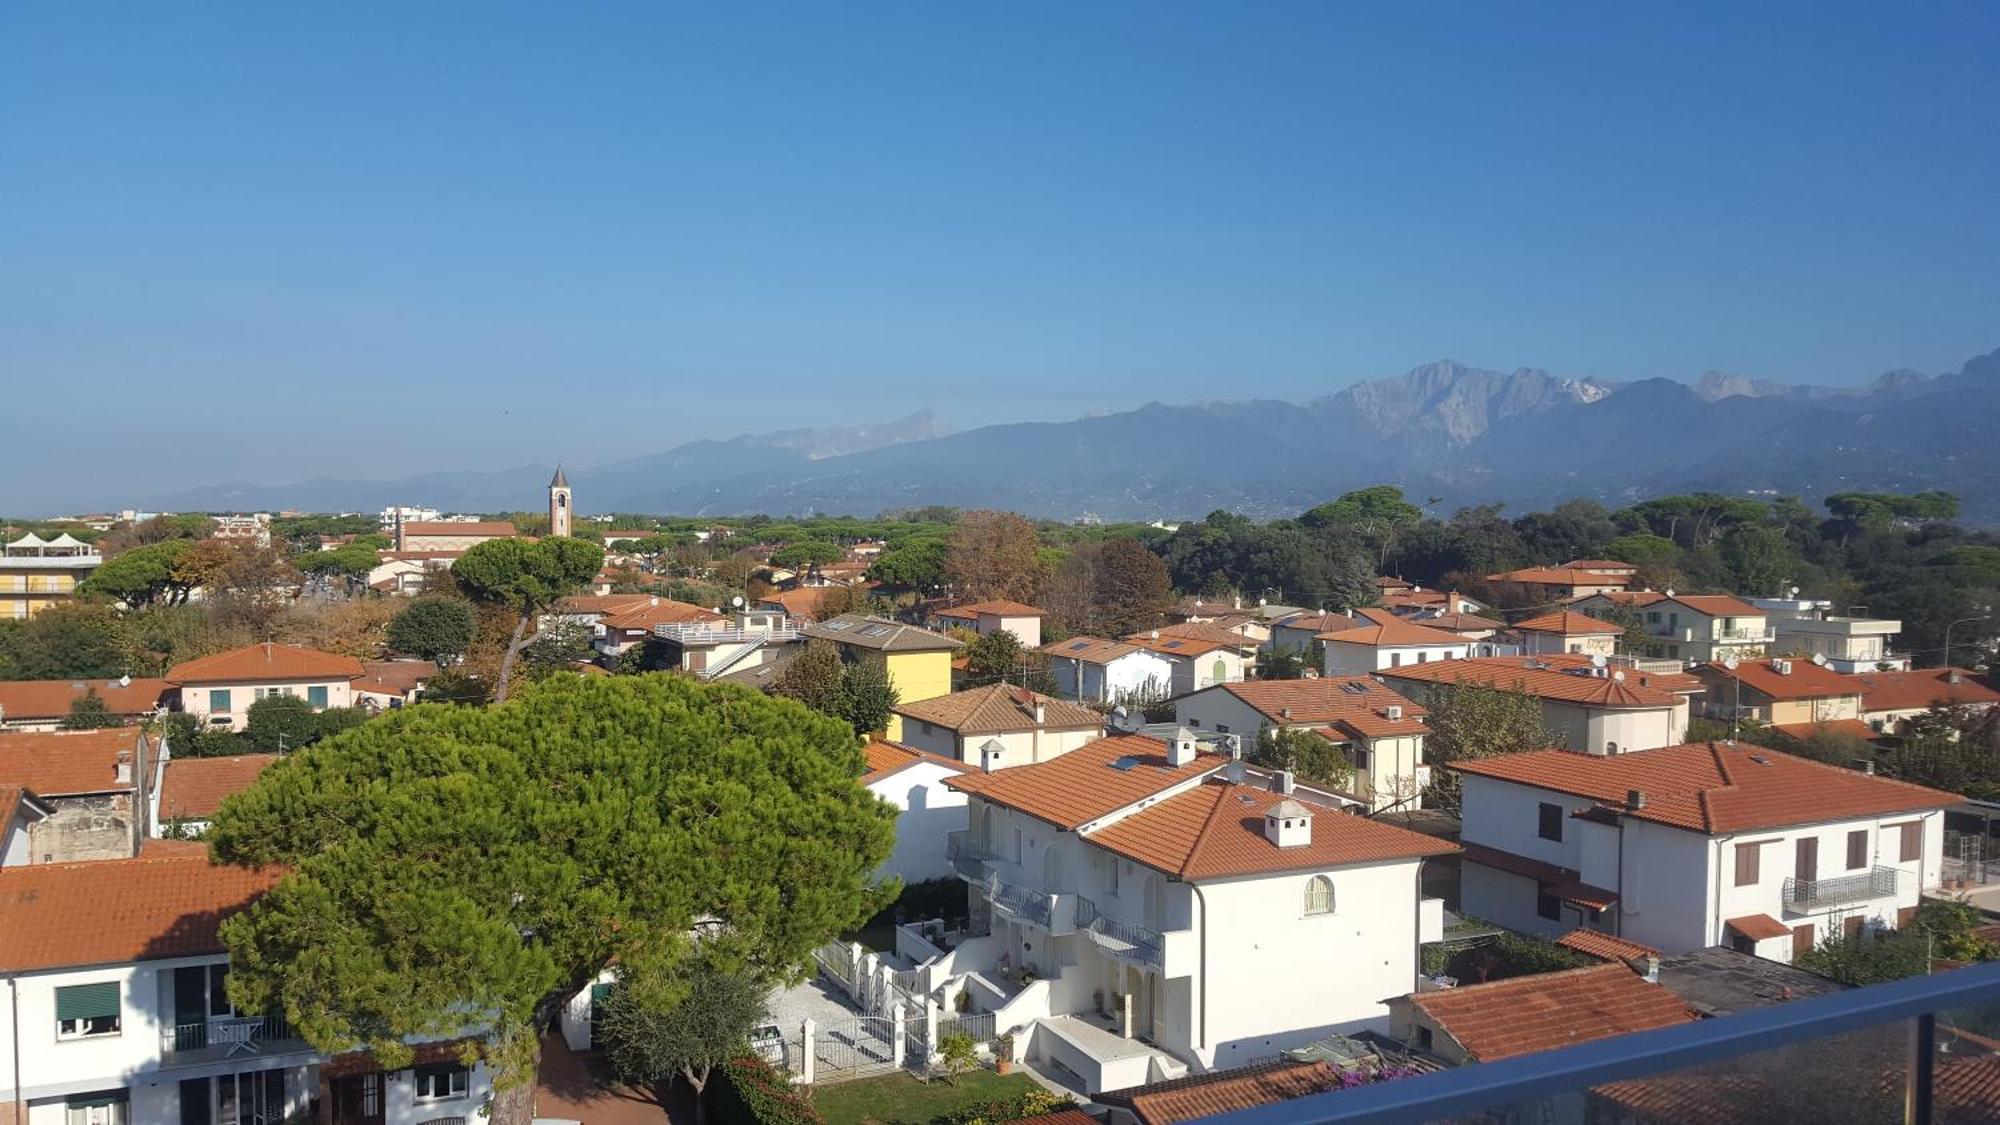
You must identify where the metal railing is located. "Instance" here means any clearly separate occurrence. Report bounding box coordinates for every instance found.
[988,875,1054,929]
[1194,961,2000,1124]
[1784,865,1900,912]
[160,1014,298,1061]
[1076,896,1164,968]
[650,623,799,644]
[938,1011,997,1045]
[947,831,998,883]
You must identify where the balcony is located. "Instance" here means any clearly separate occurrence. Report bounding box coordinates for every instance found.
[1716,626,1776,643]
[159,1014,310,1068]
[1075,897,1194,976]
[650,623,799,645]
[1782,865,1900,914]
[946,830,997,883]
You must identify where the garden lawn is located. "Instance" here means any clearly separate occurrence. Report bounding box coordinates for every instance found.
[813,1069,1042,1125]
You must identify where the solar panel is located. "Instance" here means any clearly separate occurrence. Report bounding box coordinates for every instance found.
[1163,640,1183,649]
[859,624,892,637]
[1068,641,1090,651]
[821,620,852,632]
[1110,756,1142,772]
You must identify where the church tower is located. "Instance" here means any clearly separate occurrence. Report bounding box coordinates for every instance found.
[548,466,572,537]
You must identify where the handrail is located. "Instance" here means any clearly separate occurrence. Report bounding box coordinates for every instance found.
[1075,896,1164,967]
[1784,865,1899,912]
[1194,961,2000,1124]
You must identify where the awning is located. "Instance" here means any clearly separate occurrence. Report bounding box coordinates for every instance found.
[1458,842,1620,910]
[1726,913,1792,942]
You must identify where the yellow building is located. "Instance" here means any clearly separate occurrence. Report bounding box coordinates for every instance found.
[799,614,961,740]
[1,533,101,620]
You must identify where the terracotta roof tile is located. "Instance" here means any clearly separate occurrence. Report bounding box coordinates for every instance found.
[552,593,656,616]
[1696,658,1860,701]
[0,854,283,971]
[1409,963,1695,1061]
[945,734,1223,829]
[1205,678,1427,728]
[1853,667,2000,713]
[0,783,51,828]
[949,600,1047,618]
[1421,611,1506,633]
[1273,612,1362,634]
[158,754,279,821]
[1039,636,1148,665]
[1596,1050,2000,1123]
[165,642,365,685]
[1098,1059,1350,1124]
[1561,560,1640,572]
[1380,656,1683,708]
[398,521,517,537]
[1487,567,1634,588]
[1668,594,1763,617]
[1457,842,1619,908]
[1557,929,1661,963]
[1513,611,1624,635]
[0,677,171,723]
[0,728,148,796]
[1724,913,1792,941]
[860,740,972,785]
[1768,718,1881,742]
[1450,741,1958,834]
[1318,612,1469,648]
[1007,1111,1097,1125]
[598,599,727,631]
[1086,778,1456,880]
[893,684,1103,735]
[1122,632,1233,658]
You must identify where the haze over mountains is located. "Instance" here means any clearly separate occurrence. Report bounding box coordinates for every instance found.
[145,349,2000,522]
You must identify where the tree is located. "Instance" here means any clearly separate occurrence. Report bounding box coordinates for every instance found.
[772,640,844,715]
[61,688,120,729]
[1300,486,1425,567]
[838,660,900,735]
[945,511,1043,602]
[0,603,133,680]
[1091,539,1173,636]
[297,540,381,581]
[1423,680,1554,811]
[1256,648,1312,680]
[452,537,605,702]
[519,620,595,678]
[595,959,768,1124]
[867,536,949,593]
[387,596,478,663]
[209,674,897,1125]
[82,540,201,607]
[769,541,842,571]
[244,694,320,752]
[937,1031,979,1086]
[162,710,247,758]
[1248,727,1354,790]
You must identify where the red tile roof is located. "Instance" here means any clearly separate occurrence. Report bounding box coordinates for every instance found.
[1450,741,1958,834]
[1123,632,1233,658]
[1097,1059,1351,1124]
[1421,611,1506,633]
[165,642,365,685]
[1457,841,1619,909]
[0,853,284,971]
[945,734,1223,830]
[1513,611,1623,636]
[1595,1049,2000,1123]
[949,600,1048,618]
[892,684,1104,734]
[1724,913,1792,941]
[0,677,171,722]
[1487,567,1633,588]
[1561,559,1639,573]
[0,728,147,796]
[1667,594,1763,618]
[1380,656,1683,708]
[1557,929,1661,964]
[1086,778,1456,880]
[756,587,836,620]
[0,784,51,829]
[1039,636,1150,665]
[398,521,517,537]
[552,593,656,616]
[1408,963,1695,1061]
[1130,623,1256,651]
[1768,718,1881,742]
[158,753,279,821]
[1697,658,1859,701]
[354,659,437,697]
[1318,613,1468,648]
[1274,612,1362,634]
[598,599,728,631]
[1203,677,1427,730]
[860,740,971,785]
[1853,667,2000,714]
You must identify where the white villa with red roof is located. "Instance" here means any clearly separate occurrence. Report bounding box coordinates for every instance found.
[1509,610,1623,658]
[1038,637,1176,706]
[1381,654,1697,757]
[891,732,1453,1092]
[1687,656,1866,741]
[1316,608,1471,674]
[1569,590,1775,664]
[931,600,1047,649]
[1171,678,1434,812]
[1450,741,1955,964]
[861,741,972,884]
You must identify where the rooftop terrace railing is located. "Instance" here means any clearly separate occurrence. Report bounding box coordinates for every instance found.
[1192,960,2000,1125]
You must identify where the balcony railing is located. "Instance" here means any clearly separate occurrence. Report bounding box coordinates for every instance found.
[1075,896,1164,969]
[1783,865,1900,913]
[1716,626,1776,642]
[650,623,799,644]
[160,1014,303,1066]
[1194,962,2000,1123]
[946,830,997,883]
[989,877,1056,929]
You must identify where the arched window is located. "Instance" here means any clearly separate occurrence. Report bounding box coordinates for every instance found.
[1303,875,1334,916]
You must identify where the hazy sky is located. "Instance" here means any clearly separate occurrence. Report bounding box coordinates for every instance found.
[3,4,1997,509]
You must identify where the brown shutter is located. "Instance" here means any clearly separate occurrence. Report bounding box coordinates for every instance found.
[1795,837,1818,883]
[1899,822,1922,862]
[1734,842,1760,887]
[1791,923,1816,961]
[1847,830,1868,870]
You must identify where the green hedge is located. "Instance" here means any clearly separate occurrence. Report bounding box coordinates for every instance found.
[710,1054,823,1125]
[933,1088,1076,1125]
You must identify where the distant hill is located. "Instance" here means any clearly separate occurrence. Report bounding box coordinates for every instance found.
[142,350,2000,522]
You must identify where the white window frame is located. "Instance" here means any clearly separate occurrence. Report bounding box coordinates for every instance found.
[1303,875,1335,917]
[412,1064,470,1103]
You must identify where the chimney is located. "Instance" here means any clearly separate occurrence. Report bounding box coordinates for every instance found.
[979,738,1006,773]
[1626,788,1647,810]
[1642,956,1660,984]
[1773,659,1791,675]
[1167,727,1198,767]
[1225,736,1245,784]
[115,750,133,785]
[1150,629,1160,640]
[1033,699,1046,725]
[1272,770,1296,796]
[1279,706,1292,721]
[649,596,659,607]
[1233,594,1242,610]
[1264,799,1312,847]
[1949,670,1965,685]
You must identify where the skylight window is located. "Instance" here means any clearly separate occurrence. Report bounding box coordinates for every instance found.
[1110,756,1142,771]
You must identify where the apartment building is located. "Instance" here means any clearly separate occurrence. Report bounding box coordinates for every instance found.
[1171,678,1432,812]
[1316,610,1471,675]
[1509,611,1623,658]
[1,534,101,621]
[1689,656,1866,741]
[1570,591,1775,663]
[1381,654,1695,757]
[891,684,1105,771]
[1749,597,1906,673]
[1451,741,1954,963]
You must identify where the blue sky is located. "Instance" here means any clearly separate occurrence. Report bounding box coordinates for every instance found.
[3,4,1996,507]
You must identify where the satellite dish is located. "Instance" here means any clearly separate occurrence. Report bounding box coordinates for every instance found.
[1811,653,1828,667]
[1612,670,1627,683]
[732,595,745,608]
[1109,705,1145,735]
[1723,657,1740,671]
[118,674,131,687]
[1590,654,1608,669]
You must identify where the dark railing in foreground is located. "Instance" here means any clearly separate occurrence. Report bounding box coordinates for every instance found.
[1194,961,2000,1125]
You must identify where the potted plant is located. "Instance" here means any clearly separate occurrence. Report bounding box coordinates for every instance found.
[995,1033,1016,1076]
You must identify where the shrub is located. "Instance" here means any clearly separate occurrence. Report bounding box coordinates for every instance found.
[709,1053,822,1125]
[934,1088,1075,1125]
[1435,932,1592,984]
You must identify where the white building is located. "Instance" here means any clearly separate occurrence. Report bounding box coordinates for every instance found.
[1508,610,1623,658]
[891,684,1105,771]
[377,506,442,532]
[1265,612,1357,655]
[1748,597,1907,673]
[1381,654,1696,757]
[1451,741,1954,963]
[1039,638,1176,706]
[901,734,1452,1092]
[164,643,365,733]
[0,852,495,1125]
[1120,633,1247,695]
[1568,591,1775,664]
[1317,610,1471,675]
[861,741,972,885]
[1851,667,2000,734]
[931,600,1048,650]
[1171,678,1433,812]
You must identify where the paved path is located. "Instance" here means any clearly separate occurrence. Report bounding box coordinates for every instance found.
[534,1034,692,1124]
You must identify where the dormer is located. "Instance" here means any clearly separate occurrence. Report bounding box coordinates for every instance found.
[1265,798,1312,848]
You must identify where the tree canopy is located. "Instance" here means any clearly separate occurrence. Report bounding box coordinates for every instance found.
[210,674,897,1125]
[387,596,478,663]
[452,537,604,701]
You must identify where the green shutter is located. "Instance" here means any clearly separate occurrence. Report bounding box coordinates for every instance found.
[307,685,328,708]
[56,981,120,1021]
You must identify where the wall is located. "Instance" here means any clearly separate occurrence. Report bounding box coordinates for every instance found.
[870,761,969,884]
[180,679,356,732]
[880,651,954,741]
[902,723,1101,771]
[1322,642,1467,676]
[1172,691,1272,740]
[977,614,1043,650]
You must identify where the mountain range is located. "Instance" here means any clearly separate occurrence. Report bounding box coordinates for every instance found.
[143,349,2000,522]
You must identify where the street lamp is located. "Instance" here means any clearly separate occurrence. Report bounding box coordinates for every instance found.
[1943,609,1993,669]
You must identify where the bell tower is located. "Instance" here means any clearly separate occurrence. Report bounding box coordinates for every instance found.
[548,465,572,537]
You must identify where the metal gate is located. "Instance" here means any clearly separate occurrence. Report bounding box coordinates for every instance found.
[815,1014,899,1083]
[814,940,856,994]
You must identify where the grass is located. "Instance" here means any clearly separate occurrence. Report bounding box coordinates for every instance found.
[812,1068,1041,1125]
